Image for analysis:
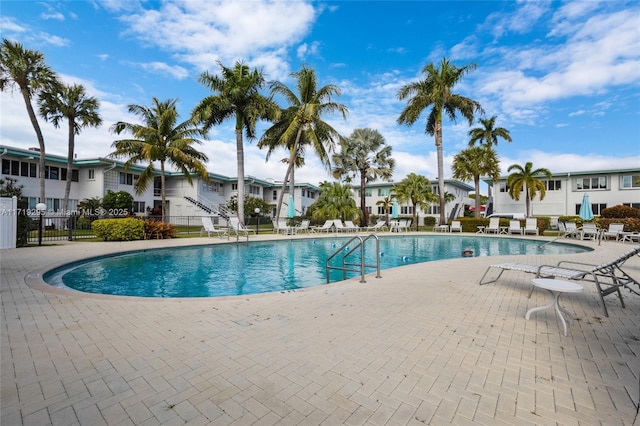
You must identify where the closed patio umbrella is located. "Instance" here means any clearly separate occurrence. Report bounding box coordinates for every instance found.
[579,193,594,221]
[391,199,399,219]
[286,195,296,218]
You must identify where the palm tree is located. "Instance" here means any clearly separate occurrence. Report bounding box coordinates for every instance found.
[332,128,395,226]
[39,83,102,215]
[311,181,359,222]
[451,146,500,218]
[506,162,552,217]
[258,66,347,221]
[1,38,60,204]
[468,115,512,147]
[397,57,483,225]
[193,60,278,224]
[392,173,437,231]
[376,195,393,225]
[110,97,209,222]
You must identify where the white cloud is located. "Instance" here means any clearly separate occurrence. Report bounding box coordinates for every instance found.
[41,12,65,21]
[135,62,190,80]
[297,41,321,61]
[117,0,317,80]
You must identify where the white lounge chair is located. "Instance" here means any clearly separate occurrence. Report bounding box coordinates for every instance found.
[602,223,624,241]
[561,222,581,239]
[365,220,386,232]
[229,217,255,237]
[200,217,228,238]
[295,219,310,234]
[344,220,360,232]
[508,219,523,235]
[450,221,462,232]
[479,246,640,317]
[523,218,538,235]
[580,222,599,240]
[312,220,334,233]
[485,217,500,234]
[275,218,293,235]
[333,219,348,232]
[398,218,411,232]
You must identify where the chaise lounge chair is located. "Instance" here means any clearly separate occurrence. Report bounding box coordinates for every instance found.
[312,220,334,233]
[200,216,228,238]
[523,218,539,235]
[333,219,348,232]
[602,223,624,241]
[450,221,462,232]
[275,218,293,235]
[344,221,360,232]
[508,219,523,235]
[580,222,600,240]
[229,217,256,238]
[485,217,500,234]
[365,220,387,232]
[478,246,640,317]
[295,219,310,234]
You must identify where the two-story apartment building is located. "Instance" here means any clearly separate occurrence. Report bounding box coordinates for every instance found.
[486,168,640,217]
[351,179,475,226]
[0,145,319,222]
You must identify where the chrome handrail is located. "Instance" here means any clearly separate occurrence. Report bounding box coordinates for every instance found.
[325,234,381,284]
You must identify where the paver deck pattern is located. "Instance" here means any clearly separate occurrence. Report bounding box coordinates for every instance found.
[1,234,639,425]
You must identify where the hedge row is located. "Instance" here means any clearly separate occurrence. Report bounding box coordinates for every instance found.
[92,218,177,241]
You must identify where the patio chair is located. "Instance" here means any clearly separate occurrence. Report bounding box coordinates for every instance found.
[602,223,624,241]
[365,220,387,232]
[523,218,539,235]
[508,219,523,235]
[450,221,462,232]
[398,218,411,232]
[312,220,334,233]
[561,222,581,239]
[274,218,292,235]
[333,219,348,232]
[344,220,360,232]
[295,219,310,234]
[580,222,600,240]
[200,217,228,238]
[229,217,255,237]
[478,246,640,317]
[485,217,500,234]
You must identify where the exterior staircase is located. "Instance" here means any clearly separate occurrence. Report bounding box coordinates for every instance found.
[184,196,230,219]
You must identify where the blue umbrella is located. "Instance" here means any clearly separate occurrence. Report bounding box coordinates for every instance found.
[286,195,296,218]
[391,199,399,219]
[579,193,594,221]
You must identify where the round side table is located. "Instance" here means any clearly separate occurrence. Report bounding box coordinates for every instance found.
[526,278,583,336]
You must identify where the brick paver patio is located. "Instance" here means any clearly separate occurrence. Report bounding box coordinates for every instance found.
[2,234,639,425]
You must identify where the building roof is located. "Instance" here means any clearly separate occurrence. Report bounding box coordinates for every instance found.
[483,167,640,183]
[351,179,474,192]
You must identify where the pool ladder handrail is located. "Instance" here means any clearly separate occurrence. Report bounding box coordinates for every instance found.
[325,234,382,284]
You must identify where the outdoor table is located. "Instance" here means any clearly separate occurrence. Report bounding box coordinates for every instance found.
[526,278,583,336]
[620,232,640,243]
[499,226,509,234]
[434,224,449,232]
[476,226,485,234]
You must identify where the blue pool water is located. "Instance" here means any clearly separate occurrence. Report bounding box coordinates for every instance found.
[44,235,590,298]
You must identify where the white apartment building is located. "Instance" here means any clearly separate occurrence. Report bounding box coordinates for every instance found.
[351,179,475,226]
[0,145,319,222]
[486,168,640,217]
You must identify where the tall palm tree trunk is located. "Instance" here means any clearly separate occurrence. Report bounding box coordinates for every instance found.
[360,172,367,226]
[64,120,75,215]
[275,128,303,221]
[21,88,46,203]
[473,176,481,219]
[435,119,446,225]
[235,128,246,224]
[160,160,166,223]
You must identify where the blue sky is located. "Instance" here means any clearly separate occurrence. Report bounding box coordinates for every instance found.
[2,0,639,191]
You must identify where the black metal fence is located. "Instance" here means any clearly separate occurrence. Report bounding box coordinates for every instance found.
[26,214,275,243]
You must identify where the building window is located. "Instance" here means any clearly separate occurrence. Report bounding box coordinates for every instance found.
[133,201,146,213]
[364,189,372,197]
[576,176,607,190]
[272,190,277,201]
[621,175,640,189]
[2,159,37,178]
[88,169,95,180]
[119,172,138,185]
[377,206,386,214]
[400,206,413,215]
[365,206,372,214]
[231,183,238,191]
[544,179,562,190]
[378,188,390,196]
[624,202,640,209]
[45,166,59,180]
[575,203,607,215]
[248,185,261,195]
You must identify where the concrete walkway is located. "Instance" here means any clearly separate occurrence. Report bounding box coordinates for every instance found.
[2,234,639,425]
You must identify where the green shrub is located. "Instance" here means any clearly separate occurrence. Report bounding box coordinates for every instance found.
[423,216,436,228]
[143,219,176,239]
[92,218,144,241]
[600,205,640,219]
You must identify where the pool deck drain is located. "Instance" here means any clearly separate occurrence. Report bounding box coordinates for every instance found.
[2,234,639,425]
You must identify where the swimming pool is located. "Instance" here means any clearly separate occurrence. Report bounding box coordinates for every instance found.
[44,235,590,298]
